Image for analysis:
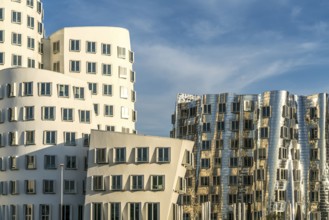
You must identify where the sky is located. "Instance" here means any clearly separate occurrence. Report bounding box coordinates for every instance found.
[44,0,329,137]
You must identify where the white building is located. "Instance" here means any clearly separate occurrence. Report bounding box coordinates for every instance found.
[85,130,194,220]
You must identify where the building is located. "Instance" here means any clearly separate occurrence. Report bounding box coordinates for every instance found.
[171,92,329,220]
[85,130,194,220]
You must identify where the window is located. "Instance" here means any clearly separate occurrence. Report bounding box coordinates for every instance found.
[279,147,288,160]
[256,169,265,181]
[39,82,51,96]
[53,41,60,53]
[27,37,35,49]
[8,107,18,121]
[310,149,319,161]
[129,203,141,220]
[12,11,21,23]
[83,133,89,147]
[255,190,263,202]
[260,127,269,139]
[117,46,126,58]
[43,180,55,193]
[217,121,224,131]
[202,140,211,150]
[310,127,319,140]
[231,139,239,149]
[12,54,22,66]
[37,1,42,14]
[244,119,253,130]
[131,175,143,190]
[258,148,267,160]
[58,84,69,97]
[213,176,221,185]
[93,104,99,116]
[275,190,286,201]
[203,104,211,114]
[201,158,210,169]
[27,58,35,68]
[151,175,164,191]
[10,205,17,220]
[183,213,190,220]
[120,86,128,99]
[95,148,108,164]
[25,180,35,194]
[23,82,33,96]
[131,90,136,102]
[121,106,129,119]
[231,120,239,131]
[64,180,76,194]
[232,102,240,113]
[92,176,104,191]
[92,203,102,220]
[110,175,122,191]
[110,203,121,220]
[70,60,80,72]
[62,108,73,121]
[87,41,96,53]
[243,138,253,149]
[66,156,77,169]
[0,30,4,43]
[102,43,111,55]
[27,0,34,7]
[0,52,4,65]
[229,175,238,185]
[118,66,127,78]
[132,110,137,122]
[214,158,221,167]
[37,22,43,34]
[147,203,159,220]
[44,155,56,169]
[25,130,35,145]
[78,205,84,220]
[218,103,226,113]
[310,169,319,182]
[27,16,35,29]
[79,110,91,123]
[130,71,136,82]
[230,157,238,167]
[0,8,4,20]
[23,106,34,121]
[40,204,51,220]
[9,131,18,146]
[200,176,209,186]
[53,61,60,71]
[228,194,237,204]
[157,147,170,162]
[203,123,211,132]
[87,62,97,74]
[310,107,318,119]
[70,39,80,51]
[114,148,126,163]
[74,87,84,99]
[24,204,34,220]
[310,191,319,202]
[262,106,271,117]
[42,106,55,120]
[64,132,76,146]
[102,64,111,75]
[88,83,97,95]
[106,125,115,131]
[9,180,19,194]
[103,84,112,96]
[61,205,72,220]
[129,51,134,63]
[38,42,43,54]
[136,147,148,162]
[242,175,253,185]
[104,105,114,116]
[25,155,36,169]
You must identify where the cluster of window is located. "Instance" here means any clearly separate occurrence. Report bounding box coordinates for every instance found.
[182,212,219,220]
[0,130,89,146]
[0,154,88,172]
[94,147,171,164]
[87,82,136,101]
[91,174,165,192]
[91,202,159,220]
[0,204,84,220]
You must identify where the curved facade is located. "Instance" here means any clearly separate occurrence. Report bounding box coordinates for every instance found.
[0,68,97,219]
[43,27,136,133]
[0,0,44,69]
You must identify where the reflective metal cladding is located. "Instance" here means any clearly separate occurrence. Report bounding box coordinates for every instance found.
[171,91,329,220]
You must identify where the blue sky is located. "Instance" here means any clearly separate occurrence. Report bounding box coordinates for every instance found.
[44,0,329,136]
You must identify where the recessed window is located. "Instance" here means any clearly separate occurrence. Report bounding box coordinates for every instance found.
[64,132,76,146]
[37,22,43,34]
[102,64,111,76]
[62,108,73,121]
[129,51,134,63]
[262,106,271,118]
[0,30,4,43]
[23,106,34,120]
[200,176,209,186]
[118,66,127,78]
[25,155,36,169]
[157,147,170,162]
[25,180,36,194]
[120,86,128,99]
[201,158,210,169]
[202,123,211,132]
[95,148,108,164]
[110,203,120,220]
[136,147,149,163]
[117,46,126,59]
[66,156,77,169]
[0,52,4,65]
[37,1,42,14]
[24,205,34,220]
[44,155,56,169]
[27,16,34,29]
[217,121,224,131]
[70,60,80,72]
[260,127,269,139]
[131,175,143,191]
[130,71,135,83]
[9,131,18,146]
[114,147,126,163]
[12,54,22,66]
[151,175,164,191]
[53,61,60,72]
[73,87,84,99]
[103,84,112,96]
[121,106,129,119]
[27,58,35,68]
[12,32,22,45]
[101,43,111,55]
[42,106,55,120]
[43,180,55,194]
[218,103,226,113]
[8,107,18,121]
[53,41,60,53]
[87,62,97,74]
[88,83,97,95]
[232,102,240,113]
[38,42,43,54]
[70,39,80,51]
[104,105,113,117]
[11,11,21,23]
[22,82,33,96]
[111,175,122,191]
[106,125,115,131]
[27,0,34,7]
[79,110,90,123]
[131,91,136,102]
[58,84,69,97]
[44,131,56,145]
[92,176,104,191]
[39,82,51,96]
[86,41,96,53]
[64,180,76,194]
[93,104,99,116]
[0,9,4,20]
[202,140,211,150]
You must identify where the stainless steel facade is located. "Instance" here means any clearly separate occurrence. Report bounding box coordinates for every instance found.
[171,91,329,220]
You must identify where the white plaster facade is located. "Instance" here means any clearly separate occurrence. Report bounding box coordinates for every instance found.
[85,130,194,220]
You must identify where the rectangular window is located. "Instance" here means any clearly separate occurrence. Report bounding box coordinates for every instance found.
[23,82,33,96]
[129,203,141,220]
[151,175,164,191]
[102,64,111,75]
[44,155,56,169]
[120,86,128,99]
[27,37,35,49]
[93,203,102,220]
[110,203,121,220]
[203,123,211,132]
[147,203,159,220]
[43,180,55,193]
[64,180,76,194]
[114,147,126,163]
[42,106,55,120]
[200,176,209,186]
[129,51,134,63]
[62,108,73,121]
[0,52,4,65]
[258,148,267,160]
[74,87,84,99]
[10,205,17,220]
[58,84,69,97]
[37,1,42,14]
[310,127,319,140]
[130,71,136,82]
[61,205,72,220]
[24,204,34,220]
[8,107,18,121]
[27,15,34,29]
[25,130,35,145]
[92,176,104,191]
[37,22,43,34]
[260,127,269,139]
[121,106,129,119]
[201,158,210,169]
[202,140,211,150]
[218,103,226,113]
[25,155,36,169]
[95,148,108,164]
[79,110,91,123]
[53,62,60,71]
[232,102,240,113]
[104,105,114,117]
[230,157,238,167]
[0,30,4,43]
[86,41,96,53]
[39,82,51,96]
[103,84,112,96]
[117,46,126,59]
[64,132,76,146]
[213,176,221,185]
[131,175,143,190]
[12,54,22,66]
[27,58,35,68]
[111,175,122,191]
[66,156,77,169]
[38,42,43,54]
[106,125,115,131]
[70,39,80,51]
[262,106,271,117]
[0,8,4,20]
[231,120,239,131]
[53,41,60,53]
[25,180,36,194]
[244,119,253,130]
[157,147,170,162]
[102,43,111,55]
[136,147,149,162]
[27,0,34,7]
[93,104,99,115]
[83,133,89,147]
[40,204,51,220]
[11,11,21,23]
[87,62,97,74]
[9,156,18,170]
[203,104,211,114]
[44,131,56,144]
[70,60,80,72]
[243,138,253,149]
[88,82,97,95]
[9,131,18,146]
[118,66,127,78]
[9,180,19,194]
[217,121,225,131]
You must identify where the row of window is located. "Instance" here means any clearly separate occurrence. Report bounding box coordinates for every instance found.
[0,131,89,147]
[0,154,88,171]
[0,204,84,220]
[0,53,43,67]
[0,179,85,195]
[0,31,41,50]
[92,175,165,192]
[9,0,43,13]
[95,147,171,164]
